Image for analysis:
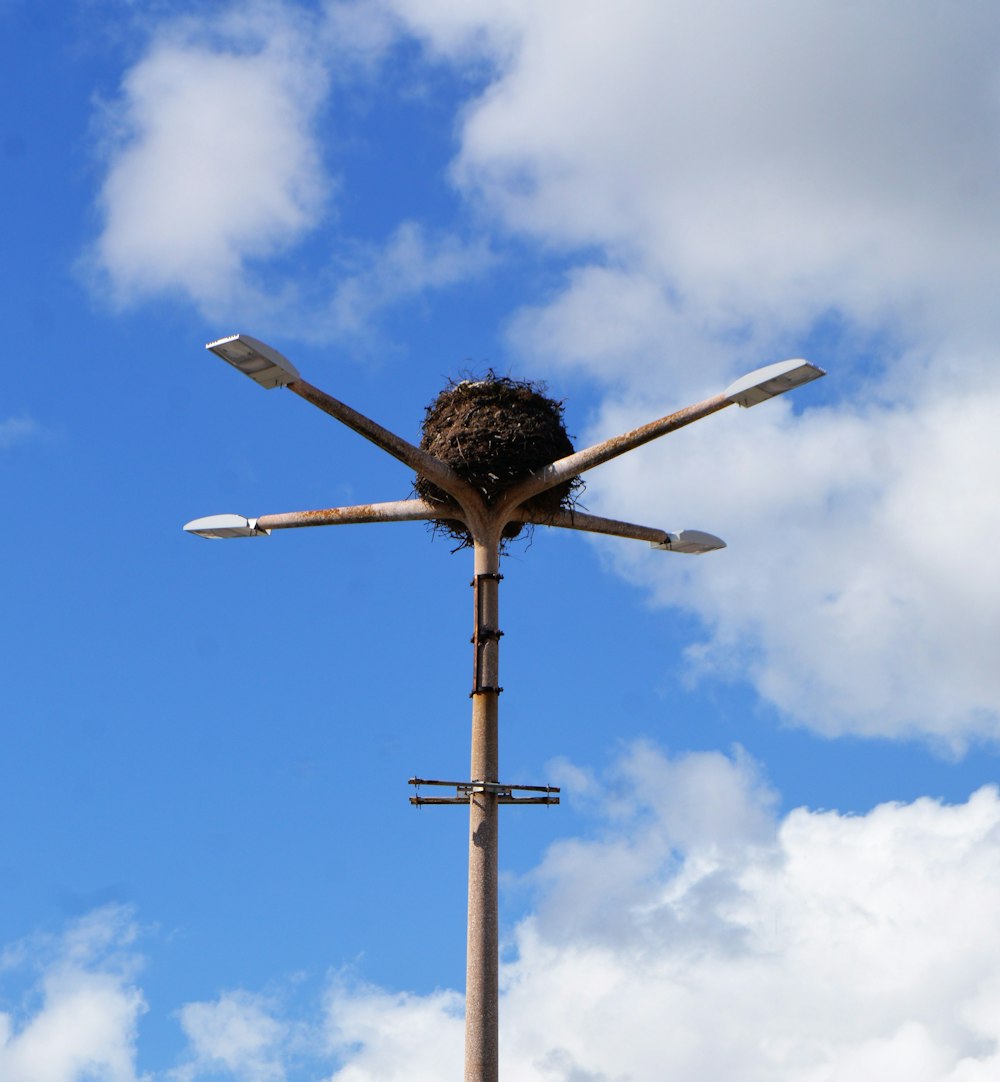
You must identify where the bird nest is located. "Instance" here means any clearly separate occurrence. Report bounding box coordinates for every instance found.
[415,372,583,545]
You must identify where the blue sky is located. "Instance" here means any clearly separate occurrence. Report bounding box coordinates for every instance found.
[4,1,1000,1079]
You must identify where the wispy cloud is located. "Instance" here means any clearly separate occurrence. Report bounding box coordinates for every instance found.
[172,990,293,1082]
[0,416,39,449]
[317,221,494,344]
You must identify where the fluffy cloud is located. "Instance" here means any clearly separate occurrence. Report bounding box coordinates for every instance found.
[172,991,291,1082]
[0,907,145,1082]
[7,750,1000,1080]
[88,3,492,334]
[324,983,464,1081]
[324,744,1000,1081]
[578,369,1000,747]
[396,0,1000,352]
[383,0,1000,743]
[92,4,330,311]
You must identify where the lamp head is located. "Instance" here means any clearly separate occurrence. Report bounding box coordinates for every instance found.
[651,530,726,554]
[724,359,825,408]
[206,334,300,389]
[183,514,270,539]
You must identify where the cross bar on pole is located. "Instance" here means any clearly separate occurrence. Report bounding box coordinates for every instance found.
[408,778,561,806]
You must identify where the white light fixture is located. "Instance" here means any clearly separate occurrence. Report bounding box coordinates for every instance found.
[651,529,726,554]
[183,514,270,539]
[724,359,825,408]
[205,334,300,389]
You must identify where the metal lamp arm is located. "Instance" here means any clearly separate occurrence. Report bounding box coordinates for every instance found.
[512,507,670,544]
[287,378,478,508]
[184,499,456,538]
[256,498,453,532]
[512,507,725,553]
[497,391,732,513]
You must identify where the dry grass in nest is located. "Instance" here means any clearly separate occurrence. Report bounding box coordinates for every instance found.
[415,372,583,545]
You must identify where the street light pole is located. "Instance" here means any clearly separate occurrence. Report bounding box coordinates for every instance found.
[185,338,825,1082]
[466,531,502,1080]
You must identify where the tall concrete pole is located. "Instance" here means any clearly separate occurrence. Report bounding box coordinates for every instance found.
[465,533,502,1082]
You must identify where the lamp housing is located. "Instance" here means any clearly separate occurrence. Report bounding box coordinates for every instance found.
[183,514,270,539]
[724,359,825,408]
[206,334,300,389]
[651,530,726,554]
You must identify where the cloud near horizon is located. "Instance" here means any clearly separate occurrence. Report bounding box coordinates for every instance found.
[276,744,1000,1080]
[0,906,145,1082]
[7,745,1000,1080]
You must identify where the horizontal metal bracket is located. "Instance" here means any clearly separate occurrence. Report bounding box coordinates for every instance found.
[408,776,560,806]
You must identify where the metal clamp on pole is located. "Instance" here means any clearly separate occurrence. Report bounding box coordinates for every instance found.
[408,777,560,806]
[472,573,504,696]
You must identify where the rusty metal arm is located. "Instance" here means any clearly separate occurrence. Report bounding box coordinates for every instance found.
[184,500,457,538]
[204,336,470,501]
[255,499,456,531]
[287,378,477,507]
[495,359,825,516]
[512,507,669,544]
[512,507,725,553]
[497,391,732,513]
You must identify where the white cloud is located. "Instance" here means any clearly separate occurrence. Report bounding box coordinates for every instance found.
[88,3,490,337]
[323,983,464,1081]
[7,751,1000,1079]
[0,907,146,1082]
[92,4,330,312]
[324,744,1000,1081]
[578,368,1000,747]
[381,0,1000,744]
[172,991,290,1082]
[395,0,1000,351]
